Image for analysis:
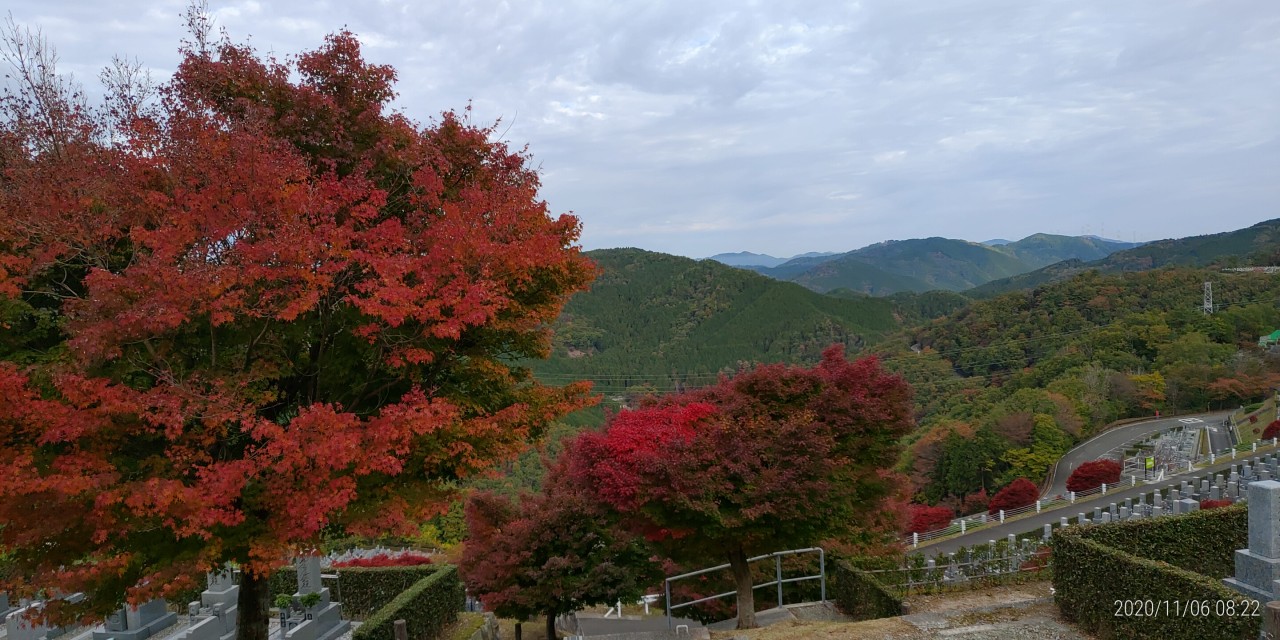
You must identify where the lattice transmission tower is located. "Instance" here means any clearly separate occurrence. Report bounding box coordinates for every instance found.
[1203,281,1213,315]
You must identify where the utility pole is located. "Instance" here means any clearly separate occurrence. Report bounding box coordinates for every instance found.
[1203,281,1213,315]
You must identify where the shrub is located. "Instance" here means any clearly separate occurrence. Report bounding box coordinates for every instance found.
[988,478,1038,515]
[333,552,433,568]
[831,559,902,621]
[960,488,988,513]
[906,505,955,534]
[1262,419,1280,441]
[1065,459,1121,493]
[271,565,438,619]
[1052,507,1256,639]
[1199,499,1233,510]
[354,565,463,640]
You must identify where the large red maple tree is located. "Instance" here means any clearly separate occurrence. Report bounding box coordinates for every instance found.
[568,346,913,629]
[0,19,594,640]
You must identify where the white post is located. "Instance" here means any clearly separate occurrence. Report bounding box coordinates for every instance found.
[1069,491,1075,503]
[912,532,919,548]
[999,509,1005,523]
[961,520,966,534]
[1102,483,1107,495]
[1211,452,1216,464]
[1131,476,1136,487]
[1035,500,1041,513]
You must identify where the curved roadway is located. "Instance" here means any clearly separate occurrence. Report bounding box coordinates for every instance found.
[1043,411,1229,498]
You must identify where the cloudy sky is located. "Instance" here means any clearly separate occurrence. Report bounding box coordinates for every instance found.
[8,1,1280,258]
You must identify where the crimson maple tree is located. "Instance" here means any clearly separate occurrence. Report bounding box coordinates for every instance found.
[987,478,1038,515]
[568,346,913,629]
[0,18,594,640]
[1065,459,1122,493]
[459,460,659,640]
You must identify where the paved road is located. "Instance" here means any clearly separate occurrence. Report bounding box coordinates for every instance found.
[920,448,1270,557]
[1044,411,1230,497]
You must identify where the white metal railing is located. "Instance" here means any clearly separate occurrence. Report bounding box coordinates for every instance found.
[904,437,1280,548]
[663,547,825,630]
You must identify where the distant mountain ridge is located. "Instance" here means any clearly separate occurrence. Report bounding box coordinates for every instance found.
[712,232,1140,296]
[971,219,1280,297]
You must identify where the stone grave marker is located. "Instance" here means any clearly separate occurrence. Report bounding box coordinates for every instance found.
[1224,480,1280,601]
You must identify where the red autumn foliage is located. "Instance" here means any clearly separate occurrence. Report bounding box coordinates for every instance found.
[332,553,433,568]
[569,346,914,629]
[1263,420,1280,441]
[459,465,659,638]
[988,478,1039,515]
[906,504,955,534]
[1066,459,1123,493]
[1199,499,1233,510]
[961,489,990,514]
[0,20,594,634]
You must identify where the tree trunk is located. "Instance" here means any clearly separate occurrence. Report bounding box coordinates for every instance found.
[545,611,556,639]
[728,545,757,629]
[236,571,271,640]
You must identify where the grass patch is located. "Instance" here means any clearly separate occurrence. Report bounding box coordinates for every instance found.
[442,613,486,640]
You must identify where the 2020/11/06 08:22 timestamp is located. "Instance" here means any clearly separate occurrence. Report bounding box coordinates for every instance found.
[1114,599,1261,618]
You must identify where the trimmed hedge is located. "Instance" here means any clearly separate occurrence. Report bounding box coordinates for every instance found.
[1052,509,1259,640]
[271,565,439,619]
[830,559,902,621]
[1076,503,1247,578]
[353,565,463,640]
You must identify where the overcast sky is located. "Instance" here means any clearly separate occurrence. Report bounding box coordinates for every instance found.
[8,1,1280,258]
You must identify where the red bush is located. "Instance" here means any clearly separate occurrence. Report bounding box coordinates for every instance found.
[1262,420,1280,441]
[1065,459,1122,493]
[960,489,989,514]
[332,552,433,568]
[1199,499,1232,510]
[988,478,1039,515]
[906,504,955,534]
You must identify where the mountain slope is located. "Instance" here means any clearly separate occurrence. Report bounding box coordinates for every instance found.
[533,248,899,394]
[705,251,789,268]
[788,257,935,294]
[823,237,1032,291]
[971,218,1280,297]
[993,233,1140,269]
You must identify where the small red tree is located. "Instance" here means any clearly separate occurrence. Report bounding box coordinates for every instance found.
[569,346,913,629]
[960,489,990,514]
[1199,499,1232,510]
[988,478,1039,515]
[460,464,659,640]
[1066,459,1123,493]
[906,505,955,534]
[1262,420,1280,441]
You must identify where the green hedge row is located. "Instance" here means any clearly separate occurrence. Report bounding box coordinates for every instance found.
[830,559,902,621]
[270,565,439,619]
[1075,503,1247,578]
[353,565,463,640]
[1053,526,1259,640]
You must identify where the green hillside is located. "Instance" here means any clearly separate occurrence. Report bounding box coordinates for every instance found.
[835,237,1033,291]
[993,233,1138,269]
[971,219,1280,297]
[531,249,900,400]
[789,257,934,294]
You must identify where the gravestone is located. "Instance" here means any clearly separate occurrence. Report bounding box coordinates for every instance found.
[1224,480,1280,601]
[1119,506,1130,520]
[1043,524,1053,540]
[1177,498,1200,515]
[1153,492,1162,508]
[0,594,13,618]
[1060,517,1069,528]
[1092,507,1102,520]
[5,593,83,640]
[93,599,176,640]
[282,556,349,640]
[177,570,239,640]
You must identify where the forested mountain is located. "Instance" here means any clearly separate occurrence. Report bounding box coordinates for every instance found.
[530,248,900,401]
[705,251,789,268]
[740,233,1138,295]
[880,266,1280,505]
[991,233,1139,269]
[972,218,1280,297]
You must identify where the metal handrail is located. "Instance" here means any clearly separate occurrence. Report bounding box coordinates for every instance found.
[663,547,825,630]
